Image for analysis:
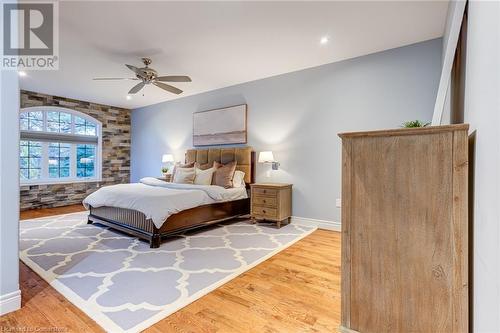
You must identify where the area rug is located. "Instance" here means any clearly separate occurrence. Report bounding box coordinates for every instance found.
[20,211,316,333]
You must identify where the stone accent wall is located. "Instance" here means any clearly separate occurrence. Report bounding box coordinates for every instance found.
[20,90,131,210]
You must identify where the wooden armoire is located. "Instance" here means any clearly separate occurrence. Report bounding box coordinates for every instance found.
[338,124,469,333]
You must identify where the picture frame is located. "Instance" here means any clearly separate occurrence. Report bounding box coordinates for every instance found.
[193,104,247,146]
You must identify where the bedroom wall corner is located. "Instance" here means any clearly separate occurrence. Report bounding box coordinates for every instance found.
[0,69,21,315]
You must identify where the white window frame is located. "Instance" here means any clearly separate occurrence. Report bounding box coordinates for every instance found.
[20,106,103,185]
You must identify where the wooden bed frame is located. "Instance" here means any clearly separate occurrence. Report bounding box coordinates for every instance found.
[87,147,255,248]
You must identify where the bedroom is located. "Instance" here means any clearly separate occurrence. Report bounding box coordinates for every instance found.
[1,1,500,333]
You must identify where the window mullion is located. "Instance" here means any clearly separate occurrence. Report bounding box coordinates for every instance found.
[41,142,49,180]
[71,144,77,179]
[98,124,102,180]
[43,109,47,131]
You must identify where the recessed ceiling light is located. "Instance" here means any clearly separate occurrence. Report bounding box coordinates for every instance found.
[18,71,27,77]
[320,36,329,45]
[126,95,132,100]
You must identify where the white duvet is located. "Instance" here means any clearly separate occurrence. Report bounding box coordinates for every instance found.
[83,177,247,228]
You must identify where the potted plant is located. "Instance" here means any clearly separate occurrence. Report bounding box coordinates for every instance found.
[402,120,431,128]
[161,167,169,177]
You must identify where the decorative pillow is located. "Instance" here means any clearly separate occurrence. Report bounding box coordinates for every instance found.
[212,161,237,188]
[232,170,246,188]
[194,167,215,185]
[195,161,214,170]
[172,167,195,184]
[172,162,194,180]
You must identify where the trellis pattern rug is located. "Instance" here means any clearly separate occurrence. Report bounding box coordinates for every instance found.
[20,211,316,333]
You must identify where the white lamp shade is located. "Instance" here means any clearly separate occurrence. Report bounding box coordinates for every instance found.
[162,154,174,163]
[258,151,275,163]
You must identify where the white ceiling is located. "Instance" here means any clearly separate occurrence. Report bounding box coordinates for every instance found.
[20,1,449,109]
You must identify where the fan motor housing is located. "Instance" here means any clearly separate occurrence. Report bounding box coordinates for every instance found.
[137,68,158,82]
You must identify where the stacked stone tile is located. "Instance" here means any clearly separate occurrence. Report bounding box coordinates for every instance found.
[20,91,131,210]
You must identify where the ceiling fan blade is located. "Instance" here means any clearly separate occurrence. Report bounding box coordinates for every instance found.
[128,82,145,94]
[156,75,192,82]
[93,77,139,81]
[153,81,183,94]
[125,64,146,76]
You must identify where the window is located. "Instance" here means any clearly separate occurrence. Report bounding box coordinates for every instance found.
[48,142,71,178]
[75,116,96,136]
[20,141,42,180]
[19,107,102,184]
[47,111,72,133]
[77,144,96,178]
[20,111,43,131]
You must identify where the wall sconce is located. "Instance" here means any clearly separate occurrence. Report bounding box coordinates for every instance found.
[258,151,280,170]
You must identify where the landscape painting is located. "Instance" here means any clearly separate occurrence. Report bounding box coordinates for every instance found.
[193,104,247,146]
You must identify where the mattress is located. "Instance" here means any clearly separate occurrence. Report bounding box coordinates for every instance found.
[83,177,247,228]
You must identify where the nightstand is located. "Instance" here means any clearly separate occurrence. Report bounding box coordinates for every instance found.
[157,174,172,182]
[250,183,292,228]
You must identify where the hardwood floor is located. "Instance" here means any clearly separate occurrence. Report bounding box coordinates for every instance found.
[2,206,340,333]
[19,204,86,220]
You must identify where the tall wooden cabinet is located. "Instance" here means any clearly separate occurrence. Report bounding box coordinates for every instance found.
[339,124,469,333]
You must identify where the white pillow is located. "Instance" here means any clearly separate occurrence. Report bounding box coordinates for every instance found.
[232,170,246,188]
[194,167,215,185]
[172,167,195,184]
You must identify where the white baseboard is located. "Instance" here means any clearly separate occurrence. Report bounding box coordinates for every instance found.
[0,289,21,315]
[291,216,341,231]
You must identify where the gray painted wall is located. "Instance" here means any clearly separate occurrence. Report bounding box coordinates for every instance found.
[132,38,442,223]
[0,69,21,313]
[464,1,500,331]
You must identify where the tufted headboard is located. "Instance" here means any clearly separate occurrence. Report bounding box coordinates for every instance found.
[185,147,255,184]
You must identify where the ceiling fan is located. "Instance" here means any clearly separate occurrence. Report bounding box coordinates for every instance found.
[93,58,191,95]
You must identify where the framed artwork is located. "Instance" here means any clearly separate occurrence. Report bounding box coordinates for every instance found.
[193,104,247,146]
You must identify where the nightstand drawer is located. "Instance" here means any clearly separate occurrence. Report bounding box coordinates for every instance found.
[250,183,292,227]
[252,188,278,197]
[251,206,278,219]
[253,196,277,207]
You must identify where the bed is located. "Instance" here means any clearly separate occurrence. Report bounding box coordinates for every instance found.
[85,147,255,248]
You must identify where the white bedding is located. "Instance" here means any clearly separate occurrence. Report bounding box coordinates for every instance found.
[83,177,247,228]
